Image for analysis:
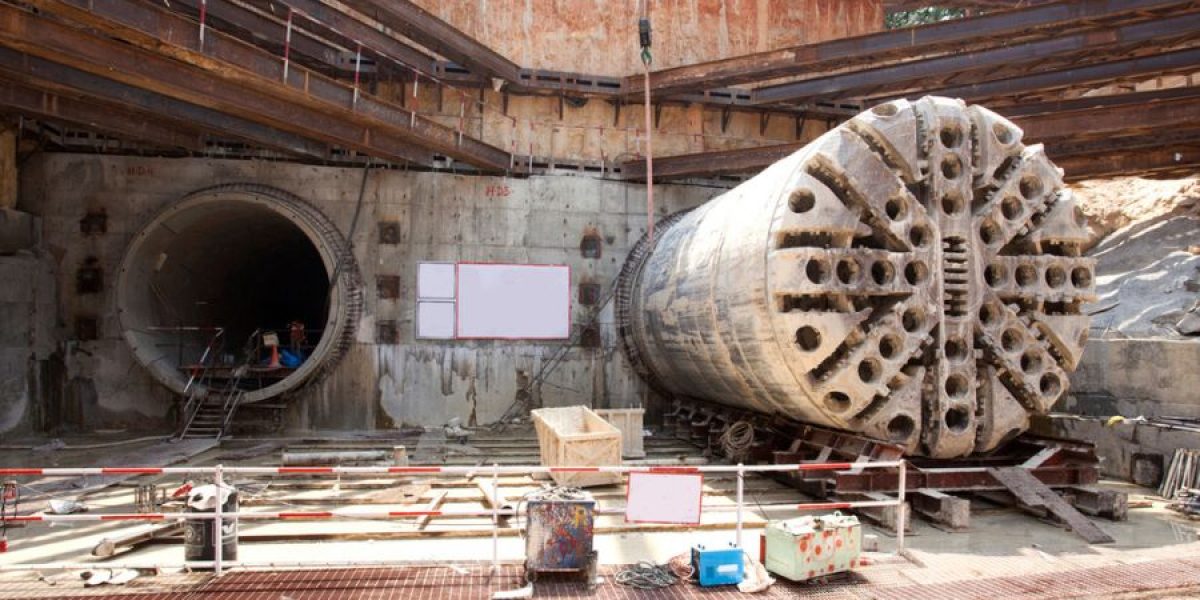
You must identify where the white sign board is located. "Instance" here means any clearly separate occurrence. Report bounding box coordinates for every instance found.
[455,263,570,339]
[416,301,456,339]
[625,471,704,525]
[417,262,456,300]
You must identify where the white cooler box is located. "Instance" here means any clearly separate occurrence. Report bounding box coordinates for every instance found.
[763,512,862,581]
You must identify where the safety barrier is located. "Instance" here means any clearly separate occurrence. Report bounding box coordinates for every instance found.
[0,460,907,576]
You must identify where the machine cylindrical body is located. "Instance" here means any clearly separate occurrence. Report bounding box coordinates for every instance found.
[618,97,1095,458]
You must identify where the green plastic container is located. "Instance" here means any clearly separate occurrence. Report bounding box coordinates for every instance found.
[763,512,861,581]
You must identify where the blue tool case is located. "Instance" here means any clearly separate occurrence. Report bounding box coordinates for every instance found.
[691,544,744,586]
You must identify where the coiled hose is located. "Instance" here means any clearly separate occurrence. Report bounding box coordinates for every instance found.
[720,421,756,461]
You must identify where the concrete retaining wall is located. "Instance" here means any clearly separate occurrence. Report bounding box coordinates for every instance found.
[10,153,721,434]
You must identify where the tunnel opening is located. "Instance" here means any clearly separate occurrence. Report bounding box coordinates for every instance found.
[117,185,359,403]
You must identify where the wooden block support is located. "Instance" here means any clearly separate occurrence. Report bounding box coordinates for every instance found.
[910,488,970,531]
[0,126,14,210]
[1066,486,1128,521]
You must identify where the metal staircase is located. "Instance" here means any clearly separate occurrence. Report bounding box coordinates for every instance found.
[175,329,257,441]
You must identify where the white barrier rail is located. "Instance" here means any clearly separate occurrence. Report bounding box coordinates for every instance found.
[0,460,907,576]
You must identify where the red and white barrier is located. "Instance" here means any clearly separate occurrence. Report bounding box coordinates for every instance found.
[0,459,907,576]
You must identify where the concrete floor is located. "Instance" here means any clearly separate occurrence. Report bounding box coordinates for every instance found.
[0,433,1198,599]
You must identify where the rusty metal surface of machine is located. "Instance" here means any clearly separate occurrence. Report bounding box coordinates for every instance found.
[617,97,1094,459]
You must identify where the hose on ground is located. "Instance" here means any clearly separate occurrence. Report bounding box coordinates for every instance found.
[614,554,694,589]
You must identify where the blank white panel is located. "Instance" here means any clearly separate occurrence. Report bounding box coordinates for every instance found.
[625,472,703,524]
[417,262,456,300]
[455,263,570,339]
[417,301,456,339]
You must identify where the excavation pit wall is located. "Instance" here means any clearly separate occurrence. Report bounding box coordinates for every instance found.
[13,154,720,434]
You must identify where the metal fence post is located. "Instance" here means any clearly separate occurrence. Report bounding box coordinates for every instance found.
[213,463,223,577]
[896,459,907,553]
[735,462,744,549]
[491,463,499,574]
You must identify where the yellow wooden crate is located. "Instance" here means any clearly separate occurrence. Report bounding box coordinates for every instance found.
[531,406,623,487]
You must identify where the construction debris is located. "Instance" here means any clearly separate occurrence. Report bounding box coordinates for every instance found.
[1161,448,1200,500]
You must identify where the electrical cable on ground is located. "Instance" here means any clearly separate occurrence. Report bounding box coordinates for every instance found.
[719,421,755,462]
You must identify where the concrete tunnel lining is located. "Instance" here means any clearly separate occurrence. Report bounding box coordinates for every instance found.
[116,184,361,404]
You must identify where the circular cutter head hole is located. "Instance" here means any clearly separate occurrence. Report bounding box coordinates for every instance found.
[984,262,1008,287]
[944,407,971,433]
[902,308,924,332]
[824,392,851,413]
[941,192,964,215]
[944,337,968,362]
[904,260,929,285]
[1001,196,1024,221]
[1019,176,1044,200]
[806,258,830,284]
[979,219,1001,246]
[1040,373,1062,396]
[885,196,907,221]
[789,188,816,213]
[1001,328,1023,352]
[1045,265,1067,288]
[1020,350,1044,373]
[993,122,1014,144]
[887,415,916,441]
[857,358,882,383]
[944,374,970,398]
[836,258,861,285]
[878,335,902,360]
[1015,264,1037,287]
[1071,266,1093,288]
[979,302,1002,327]
[941,155,963,180]
[940,127,963,148]
[873,103,899,117]
[795,326,822,352]
[871,261,896,285]
[909,224,931,248]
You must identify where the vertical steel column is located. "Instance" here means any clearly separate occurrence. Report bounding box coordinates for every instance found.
[213,463,223,577]
[735,463,744,549]
[896,460,907,553]
[490,463,499,574]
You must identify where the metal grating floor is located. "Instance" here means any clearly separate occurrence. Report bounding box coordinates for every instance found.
[2,557,1196,600]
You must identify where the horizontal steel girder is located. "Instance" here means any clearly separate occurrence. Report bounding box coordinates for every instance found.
[0,79,209,152]
[752,11,1200,105]
[12,0,513,170]
[0,47,332,160]
[627,0,1197,97]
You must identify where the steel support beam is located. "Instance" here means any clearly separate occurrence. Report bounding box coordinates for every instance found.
[625,92,1200,181]
[1059,148,1200,180]
[752,12,1200,105]
[335,0,521,82]
[0,47,332,160]
[628,0,1195,97]
[915,47,1200,104]
[621,142,801,181]
[0,79,208,152]
[231,0,440,74]
[12,0,514,170]
[1016,94,1200,141]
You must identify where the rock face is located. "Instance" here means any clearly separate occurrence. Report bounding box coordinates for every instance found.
[617,97,1095,458]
